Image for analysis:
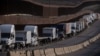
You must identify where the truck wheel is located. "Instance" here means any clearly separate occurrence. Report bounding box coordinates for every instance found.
[9,44,15,50]
[2,45,6,52]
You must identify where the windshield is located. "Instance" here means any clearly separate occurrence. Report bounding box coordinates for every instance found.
[16,37,24,41]
[1,33,10,38]
[71,27,76,29]
[42,33,52,37]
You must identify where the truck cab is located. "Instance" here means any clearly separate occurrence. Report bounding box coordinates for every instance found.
[15,31,31,48]
[38,27,58,42]
[51,24,65,39]
[24,25,38,46]
[0,24,15,49]
[71,22,77,35]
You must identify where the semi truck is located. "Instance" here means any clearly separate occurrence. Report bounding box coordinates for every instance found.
[82,13,97,28]
[81,19,85,30]
[15,31,31,48]
[38,27,59,43]
[71,22,77,35]
[64,22,77,37]
[24,25,38,46]
[89,13,98,21]
[83,15,92,27]
[0,24,15,49]
[51,24,65,39]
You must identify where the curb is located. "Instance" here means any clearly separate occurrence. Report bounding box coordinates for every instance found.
[10,34,100,56]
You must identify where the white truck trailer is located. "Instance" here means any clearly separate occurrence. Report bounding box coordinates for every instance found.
[65,22,77,37]
[71,22,77,35]
[24,25,38,46]
[65,23,72,35]
[0,24,15,49]
[15,31,31,48]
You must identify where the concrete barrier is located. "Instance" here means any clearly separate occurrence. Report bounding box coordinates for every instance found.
[91,37,97,42]
[89,38,94,43]
[63,47,70,54]
[72,45,78,52]
[34,50,41,56]
[27,50,31,56]
[69,46,76,52]
[98,34,100,38]
[72,45,80,51]
[10,50,26,56]
[95,34,100,40]
[76,44,83,51]
[45,48,56,56]
[40,49,45,56]
[10,51,18,56]
[55,48,65,55]
[82,41,90,47]
[77,44,83,49]
[89,34,100,43]
[72,45,79,51]
[64,44,83,54]
[93,37,97,42]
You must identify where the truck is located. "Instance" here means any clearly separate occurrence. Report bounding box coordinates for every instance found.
[83,15,92,27]
[38,27,59,43]
[0,24,15,49]
[24,25,38,46]
[89,13,98,21]
[65,23,72,36]
[79,21,83,31]
[82,13,97,28]
[64,22,77,37]
[15,31,31,48]
[81,19,86,30]
[71,22,77,35]
[51,24,65,39]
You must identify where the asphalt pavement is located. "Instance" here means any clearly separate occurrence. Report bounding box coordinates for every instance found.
[0,20,100,56]
[58,38,100,56]
[31,20,100,50]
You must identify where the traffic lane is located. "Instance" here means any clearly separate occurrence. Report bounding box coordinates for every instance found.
[93,52,100,56]
[17,20,100,50]
[0,52,8,56]
[58,39,100,56]
[33,20,100,49]
[78,20,100,36]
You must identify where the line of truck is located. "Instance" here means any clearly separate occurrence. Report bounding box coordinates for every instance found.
[0,13,98,50]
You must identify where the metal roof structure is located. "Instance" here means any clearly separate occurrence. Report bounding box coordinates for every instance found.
[0,0,100,25]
